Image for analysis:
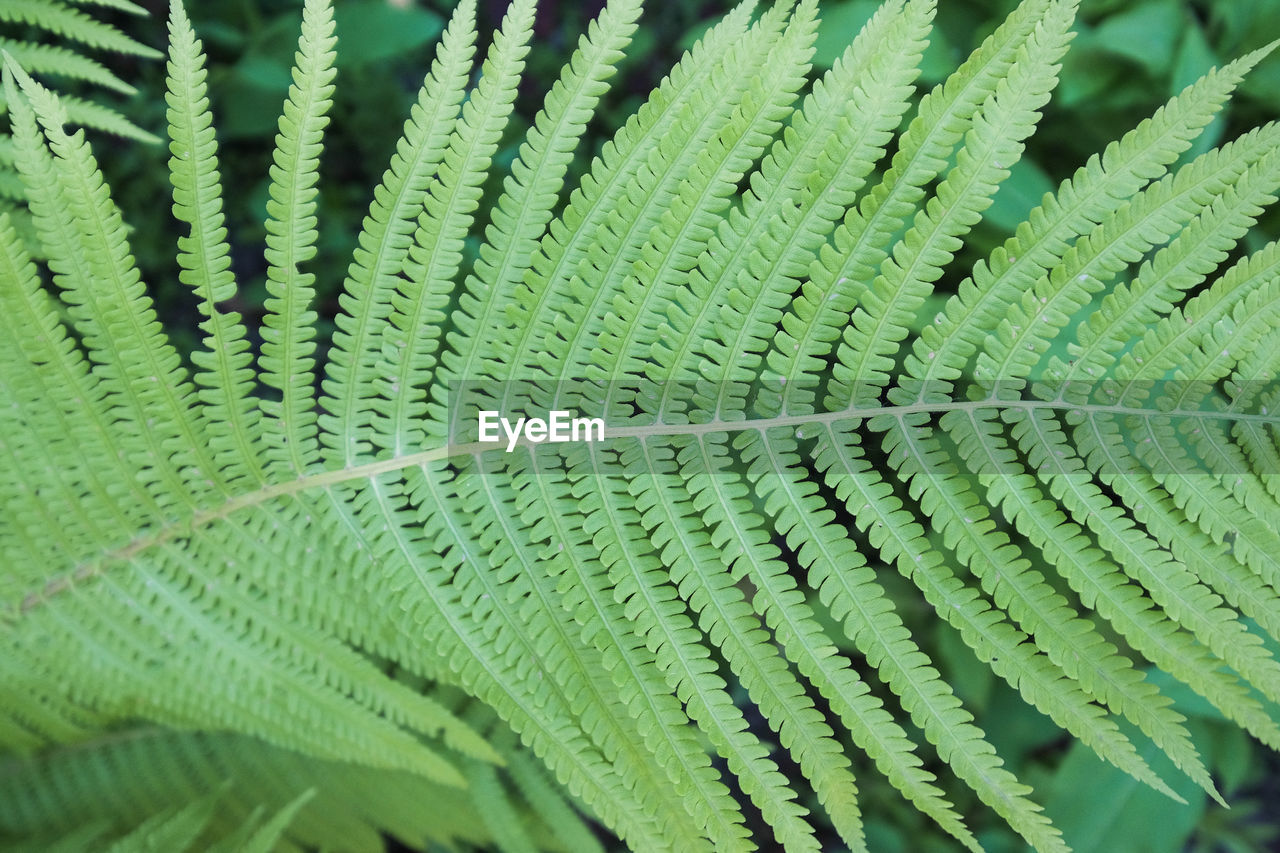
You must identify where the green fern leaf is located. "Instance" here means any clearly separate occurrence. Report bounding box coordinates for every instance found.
[5,1,1280,850]
[0,0,156,239]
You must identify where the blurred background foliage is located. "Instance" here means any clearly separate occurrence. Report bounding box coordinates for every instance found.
[9,0,1280,849]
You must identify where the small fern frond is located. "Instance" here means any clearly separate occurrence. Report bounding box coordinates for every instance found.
[704,0,934,421]
[590,0,819,401]
[6,61,218,508]
[501,0,760,392]
[833,0,1078,407]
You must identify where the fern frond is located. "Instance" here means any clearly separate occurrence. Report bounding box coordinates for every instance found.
[623,438,838,853]
[505,452,728,850]
[566,436,843,851]
[5,64,219,509]
[833,0,1077,408]
[768,0,1056,416]
[0,0,154,248]
[46,92,158,143]
[453,457,732,848]
[355,466,682,850]
[561,446,754,851]
[525,1,797,414]
[0,207,142,572]
[7,1,1280,851]
[1063,153,1280,386]
[501,725,607,853]
[748,428,985,850]
[976,122,1280,391]
[1009,407,1280,749]
[946,406,1217,800]
[815,421,1078,847]
[589,0,819,408]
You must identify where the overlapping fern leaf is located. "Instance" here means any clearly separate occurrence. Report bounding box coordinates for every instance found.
[0,0,156,237]
[2,0,1280,850]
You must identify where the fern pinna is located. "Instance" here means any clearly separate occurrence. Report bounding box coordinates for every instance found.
[2,0,1279,850]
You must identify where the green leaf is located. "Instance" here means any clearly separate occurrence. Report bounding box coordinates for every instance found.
[1091,0,1183,76]
[1044,726,1209,853]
